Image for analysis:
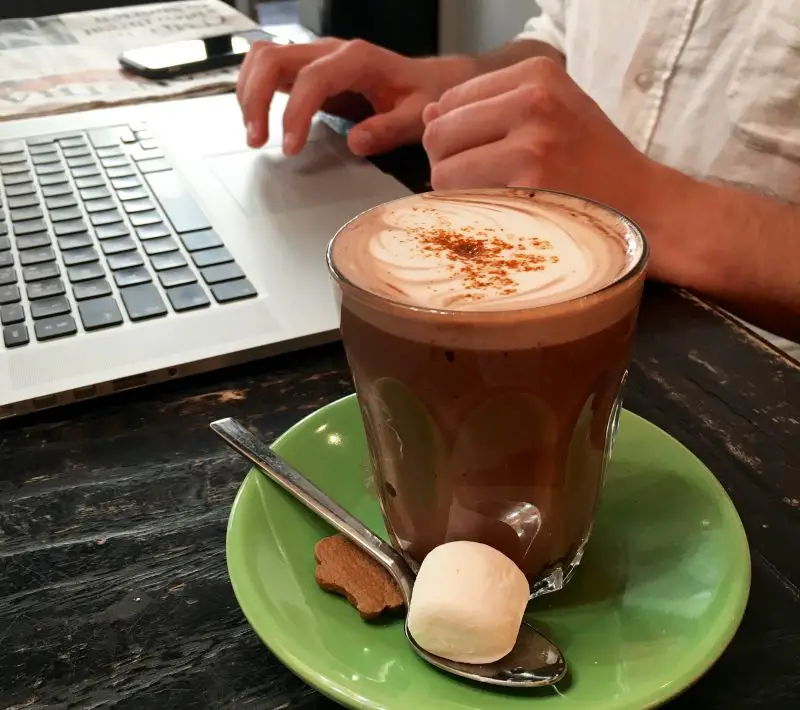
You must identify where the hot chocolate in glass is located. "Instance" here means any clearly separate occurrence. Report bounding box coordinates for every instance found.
[328,188,647,597]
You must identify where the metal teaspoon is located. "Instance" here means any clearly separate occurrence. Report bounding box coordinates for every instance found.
[211,416,567,689]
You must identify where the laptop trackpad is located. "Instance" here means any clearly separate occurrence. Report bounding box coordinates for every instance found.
[206,141,404,219]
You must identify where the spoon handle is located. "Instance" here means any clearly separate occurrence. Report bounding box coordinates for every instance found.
[210,417,415,603]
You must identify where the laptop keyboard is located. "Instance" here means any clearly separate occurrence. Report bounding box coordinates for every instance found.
[0,124,257,349]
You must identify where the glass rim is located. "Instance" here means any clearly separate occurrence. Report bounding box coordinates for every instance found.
[327,187,649,317]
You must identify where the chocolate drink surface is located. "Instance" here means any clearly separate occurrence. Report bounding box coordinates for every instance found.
[329,188,647,594]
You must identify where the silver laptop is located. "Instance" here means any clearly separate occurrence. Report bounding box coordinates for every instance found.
[0,93,411,418]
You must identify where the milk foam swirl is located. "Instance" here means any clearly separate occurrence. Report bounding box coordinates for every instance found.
[331,189,642,312]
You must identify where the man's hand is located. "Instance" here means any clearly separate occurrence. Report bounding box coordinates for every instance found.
[423,57,800,340]
[237,38,475,156]
[422,57,658,223]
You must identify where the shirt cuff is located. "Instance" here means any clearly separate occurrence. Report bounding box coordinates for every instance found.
[515,14,566,55]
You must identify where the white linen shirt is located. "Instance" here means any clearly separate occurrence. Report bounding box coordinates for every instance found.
[518,0,800,357]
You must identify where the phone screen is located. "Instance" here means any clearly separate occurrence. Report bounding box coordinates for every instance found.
[120,30,274,76]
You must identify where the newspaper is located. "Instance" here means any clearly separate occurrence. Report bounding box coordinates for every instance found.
[0,0,259,122]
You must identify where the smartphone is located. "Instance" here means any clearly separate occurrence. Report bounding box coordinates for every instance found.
[118,30,276,80]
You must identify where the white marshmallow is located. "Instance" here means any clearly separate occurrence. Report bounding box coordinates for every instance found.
[407,541,530,664]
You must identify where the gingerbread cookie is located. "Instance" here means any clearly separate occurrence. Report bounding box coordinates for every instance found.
[314,534,405,620]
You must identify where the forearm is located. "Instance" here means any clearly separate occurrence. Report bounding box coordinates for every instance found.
[641,165,800,340]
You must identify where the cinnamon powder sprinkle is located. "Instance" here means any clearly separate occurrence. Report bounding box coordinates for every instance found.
[413,227,553,296]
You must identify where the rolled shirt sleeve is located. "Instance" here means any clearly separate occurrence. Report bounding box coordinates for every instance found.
[516,0,566,55]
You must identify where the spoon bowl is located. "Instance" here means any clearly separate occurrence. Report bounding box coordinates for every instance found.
[211,416,567,689]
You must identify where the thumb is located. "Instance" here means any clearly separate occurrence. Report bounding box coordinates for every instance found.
[347,95,428,156]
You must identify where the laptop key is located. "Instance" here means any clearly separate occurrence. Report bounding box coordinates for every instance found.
[67,156,96,169]
[96,146,124,158]
[90,210,122,227]
[59,137,86,149]
[101,156,130,169]
[84,197,117,213]
[8,194,41,209]
[31,295,71,320]
[88,128,120,149]
[27,143,56,155]
[23,263,60,282]
[191,247,233,268]
[62,246,98,266]
[31,152,62,166]
[10,206,43,222]
[111,176,141,190]
[78,296,123,331]
[142,237,178,256]
[158,266,196,288]
[0,304,24,325]
[0,284,21,304]
[39,172,68,186]
[54,219,88,236]
[49,205,84,222]
[181,229,223,252]
[95,223,130,240]
[3,323,29,347]
[19,247,55,266]
[6,183,35,198]
[210,279,257,304]
[0,140,25,154]
[63,146,91,159]
[42,183,72,198]
[27,278,66,300]
[0,252,13,267]
[129,210,161,227]
[80,186,111,201]
[136,223,171,240]
[114,266,151,288]
[1,162,30,175]
[116,186,149,201]
[150,251,187,271]
[201,263,244,285]
[107,251,144,270]
[0,236,9,250]
[119,127,137,144]
[73,278,112,301]
[34,314,77,341]
[0,152,25,164]
[36,163,65,175]
[58,232,94,250]
[138,158,171,174]
[130,147,164,163]
[0,268,16,286]
[16,234,52,250]
[101,237,137,255]
[166,283,209,312]
[68,263,105,283]
[0,227,7,241]
[120,283,167,321]
[3,172,33,186]
[13,219,48,236]
[75,175,105,190]
[145,170,211,233]
[123,198,155,214]
[45,194,77,210]
[106,165,136,179]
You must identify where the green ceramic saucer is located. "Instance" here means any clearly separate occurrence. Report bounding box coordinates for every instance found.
[226,395,750,710]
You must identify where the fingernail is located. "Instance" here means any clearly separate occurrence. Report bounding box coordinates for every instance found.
[349,129,372,155]
[283,132,300,155]
[422,103,439,125]
[246,122,257,147]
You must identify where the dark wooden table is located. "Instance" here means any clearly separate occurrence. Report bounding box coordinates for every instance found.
[1,147,799,709]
